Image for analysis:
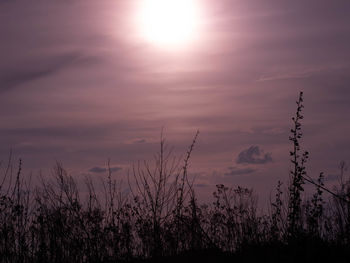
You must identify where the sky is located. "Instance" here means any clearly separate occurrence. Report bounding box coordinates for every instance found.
[1,0,350,202]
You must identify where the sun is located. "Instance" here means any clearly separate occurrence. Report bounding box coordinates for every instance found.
[138,0,200,47]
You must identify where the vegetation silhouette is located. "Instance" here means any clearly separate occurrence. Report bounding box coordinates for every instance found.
[0,92,350,262]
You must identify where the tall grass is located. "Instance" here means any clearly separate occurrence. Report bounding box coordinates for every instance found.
[1,92,350,262]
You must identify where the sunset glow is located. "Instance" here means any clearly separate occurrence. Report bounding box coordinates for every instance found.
[138,0,200,47]
[2,0,350,260]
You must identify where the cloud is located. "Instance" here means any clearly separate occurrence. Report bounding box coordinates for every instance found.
[257,65,348,82]
[0,124,115,144]
[123,138,149,145]
[89,166,122,174]
[257,67,326,82]
[224,166,256,176]
[133,139,146,144]
[236,146,273,164]
[0,52,98,92]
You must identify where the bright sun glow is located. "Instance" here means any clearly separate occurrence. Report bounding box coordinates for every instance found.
[138,0,200,47]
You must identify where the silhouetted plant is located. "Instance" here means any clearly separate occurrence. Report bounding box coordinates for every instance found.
[304,172,325,238]
[1,93,350,262]
[287,91,308,238]
[270,180,286,241]
[331,161,350,244]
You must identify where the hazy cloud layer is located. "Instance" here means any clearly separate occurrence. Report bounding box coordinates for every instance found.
[0,0,349,199]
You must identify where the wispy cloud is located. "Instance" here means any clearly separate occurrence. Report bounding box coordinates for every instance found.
[257,66,346,82]
[0,52,100,92]
[224,166,256,176]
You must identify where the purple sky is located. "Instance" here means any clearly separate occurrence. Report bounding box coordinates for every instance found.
[1,0,350,202]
